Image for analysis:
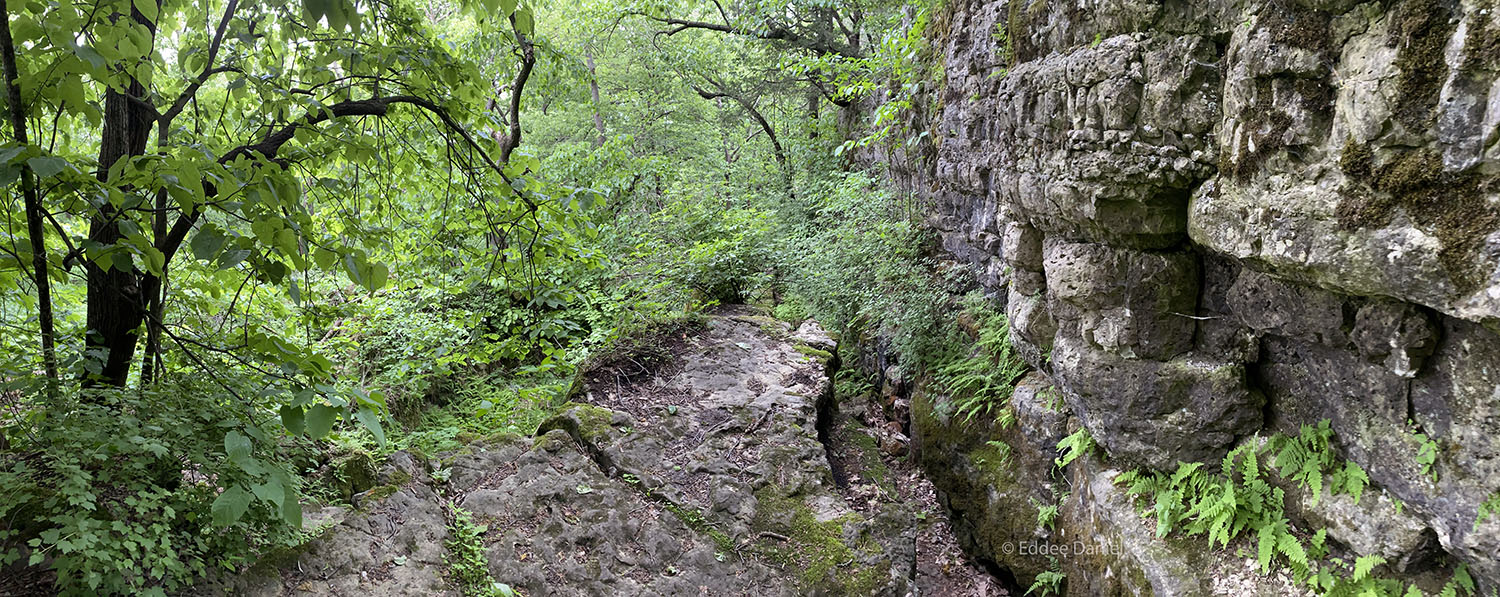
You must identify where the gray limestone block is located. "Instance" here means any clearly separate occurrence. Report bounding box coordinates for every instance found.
[1052,334,1263,471]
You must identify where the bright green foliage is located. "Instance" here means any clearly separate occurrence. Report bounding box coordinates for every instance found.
[801,6,941,155]
[1117,443,1310,576]
[787,172,966,375]
[1440,565,1477,597]
[1267,420,1370,506]
[1034,499,1060,531]
[0,383,302,595]
[1113,434,1479,597]
[1054,427,1096,469]
[1026,567,1065,596]
[1477,491,1500,530]
[1410,426,1440,482]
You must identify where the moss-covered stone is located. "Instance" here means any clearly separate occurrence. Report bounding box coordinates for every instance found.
[1336,147,1496,289]
[332,450,377,502]
[1388,0,1454,133]
[846,423,893,491]
[793,343,835,365]
[750,490,885,594]
[1461,9,1499,74]
[537,402,622,444]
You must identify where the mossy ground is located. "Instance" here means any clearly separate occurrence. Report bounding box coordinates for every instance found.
[751,490,887,594]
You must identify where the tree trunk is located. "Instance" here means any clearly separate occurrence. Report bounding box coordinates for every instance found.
[693,82,795,201]
[85,2,157,386]
[586,51,606,149]
[0,0,58,391]
[806,86,819,139]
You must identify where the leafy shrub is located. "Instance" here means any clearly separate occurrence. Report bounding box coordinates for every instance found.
[650,200,778,304]
[785,170,969,375]
[0,382,303,595]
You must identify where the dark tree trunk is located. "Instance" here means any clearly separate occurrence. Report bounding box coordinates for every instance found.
[0,0,58,390]
[85,3,157,387]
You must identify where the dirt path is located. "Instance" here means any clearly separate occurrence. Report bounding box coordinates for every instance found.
[214,308,1005,596]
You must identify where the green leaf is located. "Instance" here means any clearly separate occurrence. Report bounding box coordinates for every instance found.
[280,405,305,436]
[306,404,338,439]
[354,407,385,447]
[26,156,67,179]
[1352,554,1384,581]
[312,247,337,269]
[251,478,285,508]
[282,484,302,528]
[224,430,252,463]
[211,485,253,527]
[366,262,389,292]
[133,0,158,23]
[514,7,534,36]
[191,227,227,260]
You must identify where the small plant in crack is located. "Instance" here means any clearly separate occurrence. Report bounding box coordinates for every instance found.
[1475,491,1500,531]
[445,507,519,596]
[1033,499,1059,531]
[1407,420,1439,482]
[1054,427,1096,468]
[1026,558,1065,596]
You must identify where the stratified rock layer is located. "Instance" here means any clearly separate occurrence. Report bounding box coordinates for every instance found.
[890,0,1500,590]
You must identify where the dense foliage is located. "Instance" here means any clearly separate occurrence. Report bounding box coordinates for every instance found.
[0,0,941,592]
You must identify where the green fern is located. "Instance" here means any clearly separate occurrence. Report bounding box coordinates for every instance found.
[1119,443,1311,578]
[1033,499,1059,531]
[1025,569,1065,596]
[1267,420,1369,505]
[1476,491,1500,530]
[932,302,1027,427]
[1439,564,1475,597]
[1054,427,1096,468]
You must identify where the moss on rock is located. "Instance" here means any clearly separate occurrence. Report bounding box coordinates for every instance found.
[751,490,885,594]
[793,343,835,365]
[1337,146,1496,290]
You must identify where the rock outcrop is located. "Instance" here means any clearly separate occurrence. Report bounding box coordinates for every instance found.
[213,311,1001,596]
[883,0,1500,591]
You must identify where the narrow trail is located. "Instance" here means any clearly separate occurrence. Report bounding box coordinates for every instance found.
[215,307,1004,596]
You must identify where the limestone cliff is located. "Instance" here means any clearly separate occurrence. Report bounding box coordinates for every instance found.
[889,0,1500,591]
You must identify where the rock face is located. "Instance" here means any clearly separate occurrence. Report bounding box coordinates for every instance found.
[216,312,1003,596]
[889,0,1500,590]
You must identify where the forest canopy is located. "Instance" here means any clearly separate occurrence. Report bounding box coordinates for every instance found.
[0,0,944,593]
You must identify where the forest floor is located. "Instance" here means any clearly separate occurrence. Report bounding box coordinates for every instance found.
[209,307,1004,596]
